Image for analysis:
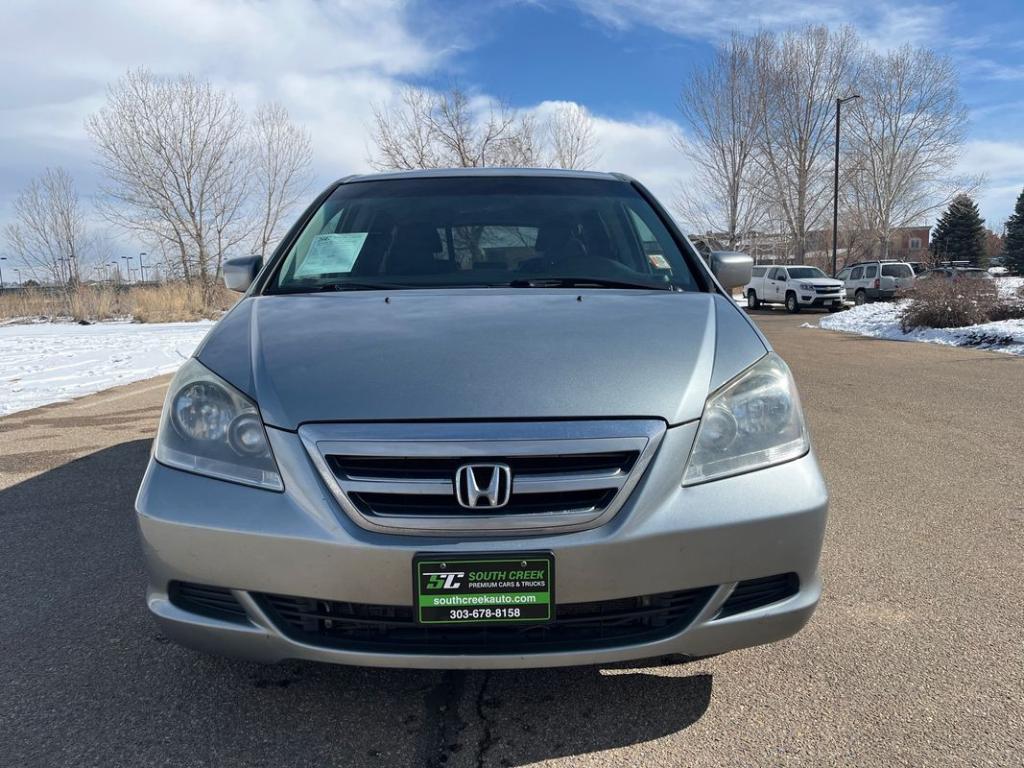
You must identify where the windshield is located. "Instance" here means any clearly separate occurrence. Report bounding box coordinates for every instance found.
[787,267,827,279]
[267,176,700,293]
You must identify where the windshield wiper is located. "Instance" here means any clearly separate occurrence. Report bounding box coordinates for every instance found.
[267,281,412,295]
[507,277,675,291]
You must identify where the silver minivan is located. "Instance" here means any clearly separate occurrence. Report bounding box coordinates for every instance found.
[136,169,828,669]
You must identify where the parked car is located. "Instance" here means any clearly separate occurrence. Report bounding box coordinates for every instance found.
[835,260,915,304]
[135,168,828,670]
[916,267,993,282]
[744,264,845,313]
[906,261,928,276]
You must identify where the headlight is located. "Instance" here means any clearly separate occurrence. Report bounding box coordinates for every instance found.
[799,283,814,291]
[682,353,809,485]
[155,358,283,491]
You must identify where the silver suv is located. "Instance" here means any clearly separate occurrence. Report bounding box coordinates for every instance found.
[136,169,827,669]
[836,260,915,304]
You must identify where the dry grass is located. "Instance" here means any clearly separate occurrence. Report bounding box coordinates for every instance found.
[0,282,237,324]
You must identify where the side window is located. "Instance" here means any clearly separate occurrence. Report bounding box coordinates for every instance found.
[864,265,878,278]
[767,268,781,280]
[882,264,913,278]
[751,266,767,278]
[851,267,864,280]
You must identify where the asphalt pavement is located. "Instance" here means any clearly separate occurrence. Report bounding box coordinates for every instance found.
[1,309,1021,767]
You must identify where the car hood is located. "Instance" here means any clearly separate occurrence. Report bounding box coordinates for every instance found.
[799,278,844,287]
[196,290,768,430]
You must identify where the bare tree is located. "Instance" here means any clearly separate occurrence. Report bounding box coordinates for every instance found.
[369,86,598,171]
[86,69,250,287]
[370,86,537,169]
[754,26,862,263]
[843,46,971,258]
[546,103,599,170]
[250,102,313,260]
[674,34,765,249]
[3,168,98,287]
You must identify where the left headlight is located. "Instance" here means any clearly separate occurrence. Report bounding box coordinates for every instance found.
[154,358,283,491]
[682,353,809,486]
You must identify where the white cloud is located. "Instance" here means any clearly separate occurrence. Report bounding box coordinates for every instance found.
[589,114,693,208]
[958,140,1024,226]
[0,0,447,238]
[572,0,948,48]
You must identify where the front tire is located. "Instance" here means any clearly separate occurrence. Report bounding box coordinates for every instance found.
[854,289,867,306]
[785,292,800,313]
[747,290,760,309]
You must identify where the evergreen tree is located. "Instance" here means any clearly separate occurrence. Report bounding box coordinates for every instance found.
[930,194,987,266]
[1002,187,1024,274]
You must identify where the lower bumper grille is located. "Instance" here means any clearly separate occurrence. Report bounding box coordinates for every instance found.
[255,587,715,654]
[717,573,799,618]
[169,582,248,623]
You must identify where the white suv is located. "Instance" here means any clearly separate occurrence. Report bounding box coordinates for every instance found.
[744,265,845,313]
[836,261,915,305]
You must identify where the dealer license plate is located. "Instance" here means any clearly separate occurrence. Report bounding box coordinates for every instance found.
[413,553,554,625]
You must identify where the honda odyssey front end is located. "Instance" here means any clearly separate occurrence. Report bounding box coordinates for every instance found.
[136,169,828,669]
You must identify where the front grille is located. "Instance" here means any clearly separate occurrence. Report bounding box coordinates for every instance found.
[717,573,799,618]
[169,582,248,623]
[814,286,842,294]
[329,452,638,480]
[352,488,616,517]
[301,421,665,535]
[255,587,714,654]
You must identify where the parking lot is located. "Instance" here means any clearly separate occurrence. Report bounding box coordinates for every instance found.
[1,311,1021,767]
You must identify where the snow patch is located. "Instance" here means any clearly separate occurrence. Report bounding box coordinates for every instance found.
[0,320,214,416]
[818,300,1024,357]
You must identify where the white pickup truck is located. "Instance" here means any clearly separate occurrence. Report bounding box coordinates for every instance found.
[744,265,846,313]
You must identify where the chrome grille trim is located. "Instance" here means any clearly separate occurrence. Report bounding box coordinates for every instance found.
[299,420,666,536]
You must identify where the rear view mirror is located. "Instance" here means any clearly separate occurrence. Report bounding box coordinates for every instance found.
[709,251,754,290]
[223,255,263,293]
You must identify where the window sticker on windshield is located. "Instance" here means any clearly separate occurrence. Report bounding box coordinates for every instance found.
[648,253,671,270]
[294,233,367,277]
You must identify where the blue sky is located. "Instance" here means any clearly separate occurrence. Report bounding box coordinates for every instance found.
[2,0,1023,262]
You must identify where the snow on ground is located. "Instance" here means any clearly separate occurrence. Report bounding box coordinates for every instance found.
[818,299,1024,357]
[996,276,1023,299]
[0,320,214,416]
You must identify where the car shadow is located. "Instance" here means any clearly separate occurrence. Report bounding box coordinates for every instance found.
[0,440,713,767]
[742,305,837,315]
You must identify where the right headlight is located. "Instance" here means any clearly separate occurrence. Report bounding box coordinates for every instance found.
[154,358,283,491]
[682,353,809,485]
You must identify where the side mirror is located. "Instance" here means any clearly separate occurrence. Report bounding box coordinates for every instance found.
[709,251,753,290]
[223,255,263,293]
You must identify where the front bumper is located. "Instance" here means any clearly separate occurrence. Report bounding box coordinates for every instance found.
[799,294,845,307]
[136,423,829,669]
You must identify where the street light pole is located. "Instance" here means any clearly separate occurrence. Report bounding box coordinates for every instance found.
[139,252,148,283]
[832,94,860,277]
[122,255,134,285]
